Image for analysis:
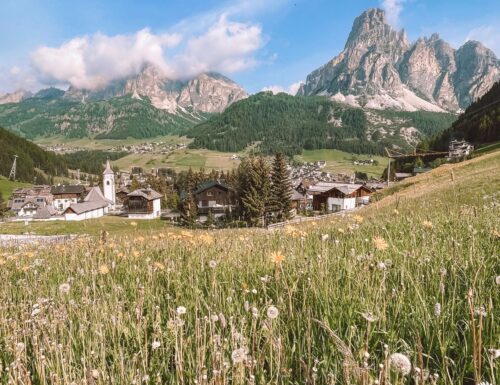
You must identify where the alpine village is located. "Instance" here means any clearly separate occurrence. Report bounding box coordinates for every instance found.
[0,3,498,385]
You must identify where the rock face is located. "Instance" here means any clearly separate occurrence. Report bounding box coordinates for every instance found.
[63,65,247,114]
[299,8,500,112]
[0,89,32,105]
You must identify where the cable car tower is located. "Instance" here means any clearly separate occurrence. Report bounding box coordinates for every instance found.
[9,155,18,180]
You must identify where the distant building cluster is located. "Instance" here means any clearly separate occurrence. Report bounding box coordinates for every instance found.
[448,139,474,158]
[7,160,163,222]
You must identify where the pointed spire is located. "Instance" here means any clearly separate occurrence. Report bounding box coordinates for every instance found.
[103,159,114,175]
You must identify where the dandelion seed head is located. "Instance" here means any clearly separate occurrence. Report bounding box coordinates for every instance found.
[176,306,187,315]
[58,282,71,295]
[267,305,279,320]
[231,347,248,364]
[389,353,412,375]
[151,341,161,350]
[489,349,500,360]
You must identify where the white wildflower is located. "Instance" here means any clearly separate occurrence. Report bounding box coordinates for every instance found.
[208,260,217,269]
[151,341,161,350]
[266,305,279,320]
[489,349,500,360]
[389,353,412,376]
[434,302,441,317]
[58,282,71,295]
[496,276,500,285]
[231,347,248,364]
[176,306,187,315]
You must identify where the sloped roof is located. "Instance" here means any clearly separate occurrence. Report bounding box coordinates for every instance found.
[64,201,108,215]
[51,185,86,195]
[33,206,58,219]
[194,181,230,195]
[84,186,113,204]
[127,188,163,201]
[291,190,305,201]
[308,182,363,194]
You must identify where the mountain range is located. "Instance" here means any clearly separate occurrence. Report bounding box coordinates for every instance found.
[0,8,498,145]
[297,8,500,113]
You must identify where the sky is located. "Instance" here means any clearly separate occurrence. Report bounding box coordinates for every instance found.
[0,0,499,94]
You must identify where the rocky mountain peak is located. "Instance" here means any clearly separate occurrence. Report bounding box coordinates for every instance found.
[300,8,500,112]
[0,89,33,105]
[345,8,409,53]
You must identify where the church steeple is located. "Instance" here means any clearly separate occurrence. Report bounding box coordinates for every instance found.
[103,159,116,208]
[103,159,114,175]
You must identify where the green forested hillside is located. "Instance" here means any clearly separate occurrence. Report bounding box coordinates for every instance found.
[188,93,382,156]
[0,127,68,182]
[188,92,456,156]
[427,81,500,150]
[0,95,207,140]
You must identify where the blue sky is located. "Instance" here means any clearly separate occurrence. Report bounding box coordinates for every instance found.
[1,0,499,93]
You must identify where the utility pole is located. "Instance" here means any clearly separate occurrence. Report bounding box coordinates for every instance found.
[9,155,18,180]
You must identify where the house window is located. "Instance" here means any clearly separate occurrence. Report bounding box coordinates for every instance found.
[106,181,110,186]
[207,191,213,197]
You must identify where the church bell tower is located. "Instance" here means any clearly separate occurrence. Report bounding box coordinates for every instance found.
[103,159,116,209]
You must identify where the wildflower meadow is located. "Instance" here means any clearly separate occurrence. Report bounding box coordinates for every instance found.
[0,152,498,384]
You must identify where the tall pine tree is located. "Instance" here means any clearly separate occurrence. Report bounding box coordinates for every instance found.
[270,153,292,221]
[238,156,271,226]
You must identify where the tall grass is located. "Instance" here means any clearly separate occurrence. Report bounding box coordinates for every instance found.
[0,153,499,385]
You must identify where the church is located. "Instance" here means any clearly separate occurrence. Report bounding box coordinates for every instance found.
[63,160,117,221]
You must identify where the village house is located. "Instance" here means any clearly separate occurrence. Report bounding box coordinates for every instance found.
[308,182,373,212]
[8,185,53,218]
[193,181,234,220]
[291,190,309,212]
[51,185,86,212]
[449,139,474,158]
[127,188,163,219]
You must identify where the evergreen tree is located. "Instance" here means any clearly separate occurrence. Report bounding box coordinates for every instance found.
[238,156,271,226]
[179,167,198,226]
[270,153,292,221]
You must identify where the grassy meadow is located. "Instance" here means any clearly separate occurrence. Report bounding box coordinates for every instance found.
[0,151,499,384]
[0,177,30,199]
[294,149,388,178]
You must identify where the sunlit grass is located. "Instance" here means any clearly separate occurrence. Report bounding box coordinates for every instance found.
[0,151,498,384]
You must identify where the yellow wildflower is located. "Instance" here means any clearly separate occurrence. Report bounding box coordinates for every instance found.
[154,262,165,271]
[99,264,110,275]
[271,251,285,264]
[393,209,400,215]
[353,215,364,224]
[422,220,434,229]
[373,236,388,251]
[130,221,138,227]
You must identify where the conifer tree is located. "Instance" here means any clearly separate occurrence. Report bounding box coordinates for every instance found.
[270,153,292,220]
[238,156,271,226]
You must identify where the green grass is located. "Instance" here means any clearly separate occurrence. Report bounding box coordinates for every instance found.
[0,151,498,385]
[0,216,172,236]
[474,140,500,155]
[0,177,30,199]
[294,149,389,177]
[113,148,243,172]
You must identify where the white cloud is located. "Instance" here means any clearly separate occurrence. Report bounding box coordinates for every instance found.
[466,25,500,57]
[174,15,264,78]
[29,15,265,90]
[262,81,303,95]
[380,0,406,28]
[31,29,181,90]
